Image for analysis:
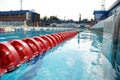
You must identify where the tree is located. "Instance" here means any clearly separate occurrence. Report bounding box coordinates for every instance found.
[82,18,89,21]
[48,16,59,20]
[41,16,60,21]
[42,16,48,20]
[90,18,94,26]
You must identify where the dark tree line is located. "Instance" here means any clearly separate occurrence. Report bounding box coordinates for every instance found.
[41,16,59,21]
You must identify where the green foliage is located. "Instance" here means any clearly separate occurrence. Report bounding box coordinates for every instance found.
[41,16,59,21]
[42,16,48,20]
[49,16,59,20]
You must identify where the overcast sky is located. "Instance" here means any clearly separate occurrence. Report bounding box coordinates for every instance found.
[0,0,116,20]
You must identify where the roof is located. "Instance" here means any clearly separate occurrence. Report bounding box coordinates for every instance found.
[93,10,107,15]
[107,0,120,12]
[0,10,31,15]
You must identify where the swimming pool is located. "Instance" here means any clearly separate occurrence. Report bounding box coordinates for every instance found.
[0,29,117,80]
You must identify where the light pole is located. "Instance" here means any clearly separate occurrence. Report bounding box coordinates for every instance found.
[20,0,22,10]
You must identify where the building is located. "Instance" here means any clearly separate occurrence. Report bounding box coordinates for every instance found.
[100,0,120,20]
[93,0,120,22]
[93,10,107,23]
[0,10,40,26]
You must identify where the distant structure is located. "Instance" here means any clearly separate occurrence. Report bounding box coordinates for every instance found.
[100,0,120,20]
[20,0,23,10]
[0,10,40,26]
[93,0,120,23]
[101,0,105,10]
[93,0,106,23]
[79,14,81,22]
[93,10,107,23]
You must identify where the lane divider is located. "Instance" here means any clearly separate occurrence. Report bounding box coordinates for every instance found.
[9,40,34,63]
[0,30,78,76]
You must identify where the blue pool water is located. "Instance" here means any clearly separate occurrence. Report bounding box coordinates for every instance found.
[0,28,65,42]
[0,29,117,80]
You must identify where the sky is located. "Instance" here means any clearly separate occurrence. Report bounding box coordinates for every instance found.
[0,0,116,21]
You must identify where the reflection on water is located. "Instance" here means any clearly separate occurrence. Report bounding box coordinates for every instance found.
[76,30,116,80]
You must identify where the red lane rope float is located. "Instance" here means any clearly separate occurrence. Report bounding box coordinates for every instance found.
[22,38,42,56]
[53,34,63,43]
[50,34,60,44]
[55,33,64,42]
[40,36,53,49]
[33,36,48,52]
[46,35,58,47]
[9,40,34,63]
[0,31,78,75]
[61,32,68,40]
[0,28,5,33]
[57,33,66,41]
[0,42,21,75]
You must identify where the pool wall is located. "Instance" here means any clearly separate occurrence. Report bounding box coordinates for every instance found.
[91,11,120,77]
[0,26,77,33]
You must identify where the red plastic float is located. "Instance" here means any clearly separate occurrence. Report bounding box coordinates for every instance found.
[0,42,21,75]
[22,38,42,56]
[53,33,63,42]
[9,40,34,63]
[33,36,48,52]
[46,35,58,46]
[0,28,5,33]
[50,34,60,44]
[57,33,66,41]
[40,36,53,49]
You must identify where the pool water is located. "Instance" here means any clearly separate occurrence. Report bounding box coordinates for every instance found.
[0,30,116,80]
[0,28,64,42]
